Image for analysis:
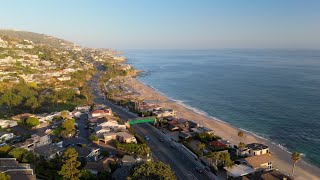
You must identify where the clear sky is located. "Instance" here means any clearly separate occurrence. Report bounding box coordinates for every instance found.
[1,0,320,49]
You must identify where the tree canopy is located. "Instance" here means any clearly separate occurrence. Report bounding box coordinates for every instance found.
[128,161,176,180]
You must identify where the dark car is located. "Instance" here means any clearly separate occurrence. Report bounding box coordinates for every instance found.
[159,138,164,142]
[195,167,203,173]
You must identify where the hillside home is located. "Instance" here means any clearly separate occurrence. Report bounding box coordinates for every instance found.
[0,132,14,143]
[0,119,18,128]
[14,133,51,151]
[74,146,100,162]
[100,132,117,144]
[90,109,112,118]
[34,144,65,160]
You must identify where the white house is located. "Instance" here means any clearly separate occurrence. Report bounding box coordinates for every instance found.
[97,121,126,131]
[0,132,14,142]
[0,120,18,128]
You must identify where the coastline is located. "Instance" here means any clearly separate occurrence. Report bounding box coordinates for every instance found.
[124,76,320,180]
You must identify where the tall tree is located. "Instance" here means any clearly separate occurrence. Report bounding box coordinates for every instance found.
[291,152,301,177]
[59,148,81,180]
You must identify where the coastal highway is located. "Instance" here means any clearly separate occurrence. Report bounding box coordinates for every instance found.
[89,64,215,180]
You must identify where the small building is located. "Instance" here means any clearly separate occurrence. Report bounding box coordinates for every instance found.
[75,105,91,112]
[246,143,269,156]
[90,109,112,118]
[244,153,273,172]
[121,155,136,166]
[34,144,65,160]
[0,119,18,128]
[116,132,137,143]
[100,132,117,144]
[224,164,255,179]
[74,146,100,162]
[0,132,14,142]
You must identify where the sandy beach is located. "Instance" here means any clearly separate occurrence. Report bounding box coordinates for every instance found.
[125,76,320,180]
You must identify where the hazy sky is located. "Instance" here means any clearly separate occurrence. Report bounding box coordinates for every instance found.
[1,0,320,49]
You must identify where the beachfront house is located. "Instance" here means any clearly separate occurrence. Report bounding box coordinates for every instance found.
[224,164,255,179]
[153,109,176,118]
[246,143,270,156]
[244,153,273,172]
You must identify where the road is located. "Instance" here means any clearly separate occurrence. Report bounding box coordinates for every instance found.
[89,63,215,180]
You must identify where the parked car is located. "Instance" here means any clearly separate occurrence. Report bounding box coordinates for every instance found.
[144,136,150,140]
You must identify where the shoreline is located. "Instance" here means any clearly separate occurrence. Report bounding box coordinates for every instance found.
[124,76,320,180]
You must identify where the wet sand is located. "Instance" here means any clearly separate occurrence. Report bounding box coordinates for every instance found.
[125,76,320,180]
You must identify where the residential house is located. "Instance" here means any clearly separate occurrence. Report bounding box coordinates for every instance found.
[246,170,293,180]
[179,131,192,140]
[244,153,273,172]
[116,131,137,143]
[210,141,228,149]
[97,121,126,131]
[89,109,112,118]
[190,126,215,135]
[121,155,136,166]
[0,119,17,128]
[14,133,51,151]
[84,157,116,176]
[0,158,36,180]
[76,105,91,112]
[0,132,14,143]
[74,146,100,162]
[94,126,111,135]
[224,164,255,179]
[11,113,35,121]
[34,144,64,160]
[246,143,270,156]
[153,109,176,118]
[100,132,117,144]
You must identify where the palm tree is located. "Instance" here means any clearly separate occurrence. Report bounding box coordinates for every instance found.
[238,142,246,149]
[291,152,301,176]
[238,131,244,138]
[198,143,206,151]
[208,151,220,166]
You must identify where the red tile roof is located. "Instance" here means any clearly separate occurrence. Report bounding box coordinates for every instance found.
[210,141,227,148]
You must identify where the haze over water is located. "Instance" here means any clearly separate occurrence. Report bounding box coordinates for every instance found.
[126,49,320,167]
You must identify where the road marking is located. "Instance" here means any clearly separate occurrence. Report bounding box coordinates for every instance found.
[188,171,199,180]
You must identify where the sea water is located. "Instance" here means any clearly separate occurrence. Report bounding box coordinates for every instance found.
[125,49,320,167]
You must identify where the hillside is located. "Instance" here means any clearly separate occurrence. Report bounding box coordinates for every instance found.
[0,29,75,49]
[0,30,128,117]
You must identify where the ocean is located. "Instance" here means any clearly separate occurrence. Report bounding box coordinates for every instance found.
[124,49,320,167]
